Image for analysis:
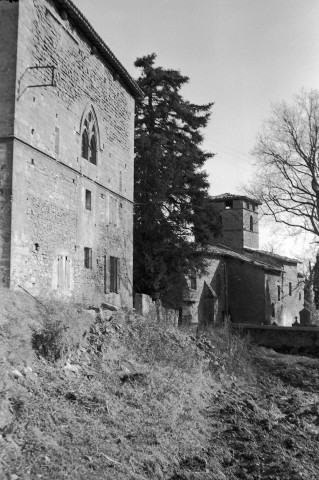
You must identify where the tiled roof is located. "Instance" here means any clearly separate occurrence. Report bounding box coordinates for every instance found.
[207,244,281,273]
[244,247,299,265]
[210,193,262,205]
[53,0,143,99]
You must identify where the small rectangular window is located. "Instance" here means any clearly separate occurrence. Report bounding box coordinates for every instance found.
[84,247,92,269]
[225,199,233,209]
[216,273,221,295]
[277,285,281,301]
[289,282,292,296]
[85,189,92,210]
[110,256,120,293]
[190,273,197,290]
[299,291,302,301]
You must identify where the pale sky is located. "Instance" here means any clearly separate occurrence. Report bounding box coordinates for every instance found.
[74,0,319,257]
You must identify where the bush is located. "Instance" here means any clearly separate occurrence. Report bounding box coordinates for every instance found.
[31,301,94,363]
[123,309,201,371]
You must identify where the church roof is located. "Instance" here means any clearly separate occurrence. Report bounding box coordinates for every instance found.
[208,244,281,273]
[53,0,143,99]
[244,247,299,265]
[211,193,262,205]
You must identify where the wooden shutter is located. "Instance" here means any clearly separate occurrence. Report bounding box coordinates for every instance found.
[116,257,121,293]
[110,256,115,292]
[104,256,109,293]
[65,256,70,291]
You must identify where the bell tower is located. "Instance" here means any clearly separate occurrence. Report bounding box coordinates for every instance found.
[210,194,260,251]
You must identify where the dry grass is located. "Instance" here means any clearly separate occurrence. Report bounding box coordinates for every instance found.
[6,290,312,479]
[0,290,229,479]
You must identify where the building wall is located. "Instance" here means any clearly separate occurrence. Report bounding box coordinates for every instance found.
[265,265,303,327]
[6,0,135,306]
[227,259,266,325]
[210,199,259,250]
[181,256,226,326]
[181,255,303,327]
[0,1,19,286]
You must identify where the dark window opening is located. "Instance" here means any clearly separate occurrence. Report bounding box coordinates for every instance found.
[85,189,92,210]
[81,130,89,159]
[84,247,92,269]
[190,273,197,290]
[252,204,256,212]
[277,285,281,301]
[299,292,302,301]
[246,202,250,210]
[289,282,292,296]
[250,215,253,231]
[81,113,98,165]
[225,199,233,209]
[89,135,97,165]
[110,256,120,293]
[271,303,275,317]
[216,273,221,295]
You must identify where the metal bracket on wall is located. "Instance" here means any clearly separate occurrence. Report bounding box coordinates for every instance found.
[18,65,56,99]
[27,65,56,88]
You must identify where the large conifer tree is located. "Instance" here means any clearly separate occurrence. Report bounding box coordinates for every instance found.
[134,54,216,301]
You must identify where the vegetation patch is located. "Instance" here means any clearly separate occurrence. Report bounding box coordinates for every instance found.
[1,289,319,479]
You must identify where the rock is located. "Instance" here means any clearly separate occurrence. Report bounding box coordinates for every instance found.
[120,372,147,383]
[64,362,80,374]
[88,306,101,313]
[100,302,118,311]
[0,399,13,430]
[11,369,23,379]
[23,366,33,375]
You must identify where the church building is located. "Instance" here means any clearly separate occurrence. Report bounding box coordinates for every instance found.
[182,194,304,327]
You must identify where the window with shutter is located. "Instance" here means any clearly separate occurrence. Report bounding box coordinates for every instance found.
[110,256,120,293]
[84,248,92,269]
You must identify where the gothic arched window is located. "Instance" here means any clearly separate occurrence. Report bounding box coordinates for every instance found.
[81,110,98,165]
[81,130,89,159]
[90,135,97,165]
[250,215,253,231]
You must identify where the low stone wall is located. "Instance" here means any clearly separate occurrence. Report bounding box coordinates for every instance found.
[235,324,319,356]
[134,294,179,327]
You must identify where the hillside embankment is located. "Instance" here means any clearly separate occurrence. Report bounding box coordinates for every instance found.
[1,288,319,480]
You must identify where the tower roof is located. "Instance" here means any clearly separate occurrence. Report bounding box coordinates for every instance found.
[211,193,262,205]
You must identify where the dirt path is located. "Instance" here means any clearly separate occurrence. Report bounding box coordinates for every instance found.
[208,349,319,480]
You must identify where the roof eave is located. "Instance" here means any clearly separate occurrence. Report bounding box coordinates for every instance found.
[53,0,143,99]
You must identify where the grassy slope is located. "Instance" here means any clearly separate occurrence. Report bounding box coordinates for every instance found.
[1,289,319,480]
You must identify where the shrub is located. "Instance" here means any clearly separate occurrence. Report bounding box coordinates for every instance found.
[31,301,94,363]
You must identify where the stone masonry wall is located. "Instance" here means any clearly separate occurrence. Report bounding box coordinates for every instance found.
[8,0,135,306]
[227,259,267,325]
[210,199,259,250]
[181,255,226,326]
[0,2,19,286]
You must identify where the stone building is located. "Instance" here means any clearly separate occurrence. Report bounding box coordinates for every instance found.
[182,194,304,327]
[0,0,142,306]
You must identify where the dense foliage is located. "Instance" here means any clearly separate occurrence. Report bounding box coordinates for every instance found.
[133,54,217,300]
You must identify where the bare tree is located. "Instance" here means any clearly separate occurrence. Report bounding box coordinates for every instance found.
[248,90,319,237]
